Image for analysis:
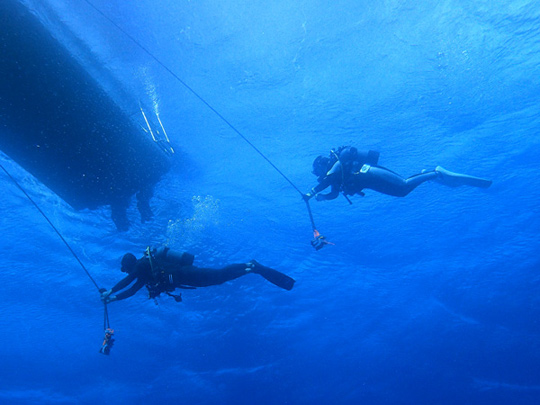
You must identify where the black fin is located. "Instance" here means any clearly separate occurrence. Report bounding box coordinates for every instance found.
[256,267,295,291]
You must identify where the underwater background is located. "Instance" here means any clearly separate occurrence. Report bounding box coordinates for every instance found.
[1,0,540,404]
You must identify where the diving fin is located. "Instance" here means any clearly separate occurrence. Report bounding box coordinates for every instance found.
[435,166,492,189]
[250,261,295,291]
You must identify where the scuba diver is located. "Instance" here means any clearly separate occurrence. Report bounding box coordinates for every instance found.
[304,146,492,202]
[100,247,295,303]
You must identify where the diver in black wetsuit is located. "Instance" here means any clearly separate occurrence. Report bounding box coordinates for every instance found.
[100,247,295,303]
[304,146,492,202]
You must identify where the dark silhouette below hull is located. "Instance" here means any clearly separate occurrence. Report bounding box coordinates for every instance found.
[0,1,172,230]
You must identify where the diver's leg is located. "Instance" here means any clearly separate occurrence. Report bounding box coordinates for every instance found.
[362,166,438,197]
[173,262,295,290]
[136,184,154,223]
[404,171,440,192]
[110,198,130,231]
[173,264,253,287]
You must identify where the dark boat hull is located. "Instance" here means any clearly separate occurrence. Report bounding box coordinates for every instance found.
[0,1,171,230]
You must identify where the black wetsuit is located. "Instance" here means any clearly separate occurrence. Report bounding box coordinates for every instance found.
[344,166,438,197]
[110,251,294,300]
[310,147,438,200]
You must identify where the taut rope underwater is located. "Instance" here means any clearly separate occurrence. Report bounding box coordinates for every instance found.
[81,0,330,249]
[0,161,114,354]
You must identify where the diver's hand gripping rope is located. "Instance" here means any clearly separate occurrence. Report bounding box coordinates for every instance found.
[1,162,114,354]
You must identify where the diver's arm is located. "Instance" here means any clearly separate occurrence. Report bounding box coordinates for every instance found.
[310,175,335,194]
[316,184,340,201]
[115,279,146,301]
[312,171,342,200]
[304,181,329,200]
[110,273,137,294]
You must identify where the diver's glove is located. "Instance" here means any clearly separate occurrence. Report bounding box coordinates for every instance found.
[102,294,117,304]
[303,188,316,201]
[100,289,113,302]
[315,194,326,202]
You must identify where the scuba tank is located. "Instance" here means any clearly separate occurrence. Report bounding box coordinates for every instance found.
[153,246,194,267]
[145,246,195,301]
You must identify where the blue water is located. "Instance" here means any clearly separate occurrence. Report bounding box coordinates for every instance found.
[2,0,540,404]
